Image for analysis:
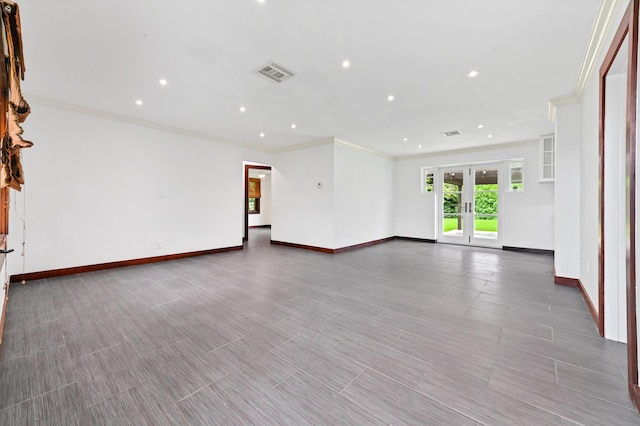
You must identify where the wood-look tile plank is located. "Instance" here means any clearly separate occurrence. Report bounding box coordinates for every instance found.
[272,335,365,392]
[173,318,241,352]
[0,346,75,409]
[341,368,477,425]
[209,337,298,388]
[177,373,288,425]
[556,361,634,410]
[332,333,430,388]
[82,380,189,425]
[324,310,404,346]
[1,320,65,360]
[227,316,299,350]
[260,371,384,425]
[416,369,565,425]
[489,365,639,426]
[72,341,151,406]
[0,383,84,426]
[62,321,128,359]
[138,339,229,401]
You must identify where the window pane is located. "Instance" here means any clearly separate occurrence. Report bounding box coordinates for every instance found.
[425,171,434,192]
[443,193,463,214]
[474,214,498,239]
[443,215,463,233]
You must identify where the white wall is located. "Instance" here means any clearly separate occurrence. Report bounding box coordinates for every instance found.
[395,142,555,250]
[334,142,395,248]
[248,169,271,227]
[557,0,630,330]
[578,69,602,308]
[555,103,582,279]
[271,139,395,250]
[8,103,243,274]
[271,142,335,249]
[573,3,630,313]
[603,72,628,342]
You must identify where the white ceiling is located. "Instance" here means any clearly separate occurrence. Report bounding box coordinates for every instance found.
[20,0,600,157]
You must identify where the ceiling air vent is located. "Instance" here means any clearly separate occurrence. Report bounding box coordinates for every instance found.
[442,130,462,137]
[254,61,296,83]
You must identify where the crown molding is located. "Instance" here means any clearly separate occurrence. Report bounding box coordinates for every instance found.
[27,96,398,160]
[27,95,271,153]
[272,137,336,154]
[548,0,623,122]
[396,139,537,161]
[575,0,622,96]
[548,93,582,122]
[334,138,396,160]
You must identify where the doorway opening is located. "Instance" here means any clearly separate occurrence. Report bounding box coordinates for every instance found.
[438,163,502,248]
[243,164,272,242]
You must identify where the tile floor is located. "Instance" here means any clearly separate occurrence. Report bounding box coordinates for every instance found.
[0,228,638,425]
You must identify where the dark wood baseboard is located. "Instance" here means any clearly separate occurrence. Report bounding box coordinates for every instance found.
[0,282,8,363]
[333,237,395,254]
[555,274,601,336]
[270,240,334,254]
[395,236,437,243]
[554,275,579,287]
[503,246,554,256]
[271,237,395,254]
[10,246,243,283]
[632,385,640,413]
[249,225,271,229]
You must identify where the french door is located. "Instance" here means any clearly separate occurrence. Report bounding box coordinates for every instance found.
[438,164,502,248]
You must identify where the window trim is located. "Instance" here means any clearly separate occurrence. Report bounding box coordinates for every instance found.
[422,167,435,193]
[508,160,524,192]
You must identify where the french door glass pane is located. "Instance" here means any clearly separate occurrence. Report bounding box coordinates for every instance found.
[473,168,498,240]
[442,170,464,236]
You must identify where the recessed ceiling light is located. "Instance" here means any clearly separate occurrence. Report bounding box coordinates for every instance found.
[159,79,168,86]
[260,133,265,138]
[239,106,246,113]
[403,137,408,142]
[135,99,143,106]
[418,145,423,148]
[387,95,395,102]
[257,0,266,3]
[477,124,484,129]
[467,70,479,78]
[342,60,350,69]
[488,134,493,138]
[291,124,296,129]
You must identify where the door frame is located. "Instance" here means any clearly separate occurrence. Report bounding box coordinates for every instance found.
[437,162,503,249]
[244,164,271,241]
[598,0,640,410]
[438,166,469,245]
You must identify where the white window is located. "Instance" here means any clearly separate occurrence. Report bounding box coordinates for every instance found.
[539,134,555,182]
[509,161,524,192]
[423,168,434,193]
